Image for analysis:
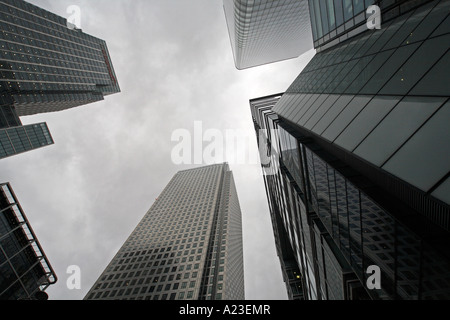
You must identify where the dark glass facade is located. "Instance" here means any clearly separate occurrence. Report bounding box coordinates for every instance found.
[309,0,437,52]
[0,0,120,159]
[0,182,57,300]
[250,0,450,300]
[0,122,53,159]
[272,0,450,230]
[251,95,450,299]
[0,0,120,117]
[223,0,313,69]
[84,164,245,300]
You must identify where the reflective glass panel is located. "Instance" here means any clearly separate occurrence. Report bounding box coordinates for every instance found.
[304,94,340,130]
[382,101,450,192]
[360,42,420,94]
[335,96,401,151]
[327,0,336,30]
[382,4,434,50]
[322,95,372,142]
[364,12,412,56]
[410,50,449,96]
[431,14,450,37]
[344,49,394,94]
[332,56,372,93]
[355,97,445,166]
[380,35,450,95]
[334,0,344,27]
[312,94,355,135]
[292,94,321,124]
[343,0,353,21]
[407,1,450,43]
[353,0,364,14]
[298,94,330,126]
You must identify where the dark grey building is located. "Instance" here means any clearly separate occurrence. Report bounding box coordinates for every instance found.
[0,121,53,159]
[84,163,245,300]
[223,0,313,69]
[0,0,120,159]
[251,0,450,300]
[0,182,57,300]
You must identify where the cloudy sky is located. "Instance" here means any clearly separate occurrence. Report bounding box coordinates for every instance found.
[1,0,314,300]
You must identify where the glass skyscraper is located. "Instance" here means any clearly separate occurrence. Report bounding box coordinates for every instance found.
[223,0,313,69]
[84,163,245,300]
[0,0,120,159]
[250,0,450,300]
[0,182,57,300]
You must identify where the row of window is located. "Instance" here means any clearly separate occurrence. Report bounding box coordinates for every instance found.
[1,71,107,86]
[0,123,52,159]
[1,1,103,49]
[1,59,110,78]
[0,26,104,63]
[88,288,224,301]
[1,71,109,87]
[309,0,375,42]
[0,46,108,76]
[1,80,94,93]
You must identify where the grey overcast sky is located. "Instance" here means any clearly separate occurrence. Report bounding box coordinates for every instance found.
[1,0,314,300]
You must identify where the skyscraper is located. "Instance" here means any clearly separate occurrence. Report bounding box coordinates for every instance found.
[0,0,120,159]
[223,0,313,69]
[252,93,450,300]
[0,182,57,300]
[84,163,245,300]
[250,0,450,300]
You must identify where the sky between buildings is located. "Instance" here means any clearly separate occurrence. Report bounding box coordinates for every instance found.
[0,0,315,300]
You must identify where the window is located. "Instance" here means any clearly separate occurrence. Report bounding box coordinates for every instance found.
[381,36,449,95]
[327,0,336,30]
[382,102,450,191]
[355,97,445,166]
[334,96,401,151]
[343,0,353,21]
[322,95,372,142]
[353,0,364,14]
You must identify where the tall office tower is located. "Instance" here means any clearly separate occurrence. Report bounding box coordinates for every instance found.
[253,0,450,300]
[251,93,450,300]
[272,0,449,230]
[84,163,245,300]
[223,0,313,69]
[0,182,57,300]
[250,0,450,299]
[0,0,120,158]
